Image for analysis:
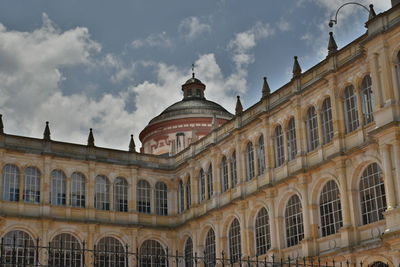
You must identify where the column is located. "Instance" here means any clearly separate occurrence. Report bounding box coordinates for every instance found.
[337,160,351,227]
[110,178,114,211]
[299,179,311,239]
[235,135,244,183]
[66,175,71,206]
[227,158,232,189]
[183,176,187,211]
[381,144,397,210]
[87,162,95,209]
[212,153,221,195]
[43,156,51,204]
[393,141,400,204]
[266,196,278,250]
[18,168,24,202]
[316,108,324,146]
[381,43,395,102]
[190,167,199,206]
[355,86,365,127]
[370,53,384,108]
[130,168,138,212]
[253,137,260,178]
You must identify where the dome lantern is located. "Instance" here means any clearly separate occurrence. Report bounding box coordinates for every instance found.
[181,66,206,100]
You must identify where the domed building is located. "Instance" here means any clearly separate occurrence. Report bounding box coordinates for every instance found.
[139,72,233,155]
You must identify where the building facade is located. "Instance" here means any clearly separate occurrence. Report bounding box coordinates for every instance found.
[1,2,400,267]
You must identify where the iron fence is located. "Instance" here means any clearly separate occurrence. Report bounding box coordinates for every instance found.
[0,237,391,267]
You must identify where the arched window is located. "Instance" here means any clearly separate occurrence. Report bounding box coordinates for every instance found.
[231,152,237,187]
[114,177,128,212]
[3,230,36,265]
[319,180,343,237]
[361,75,374,124]
[96,237,125,267]
[3,164,20,202]
[178,180,184,213]
[257,135,266,175]
[359,163,387,225]
[229,218,242,263]
[184,237,193,267]
[204,228,216,267]
[186,177,191,210]
[285,195,304,247]
[155,181,168,215]
[321,98,334,144]
[199,169,205,202]
[274,125,284,167]
[51,170,66,206]
[221,156,228,192]
[95,175,110,210]
[287,118,297,161]
[370,262,389,267]
[49,233,82,266]
[71,172,85,208]
[24,166,40,203]
[137,180,151,213]
[255,207,271,256]
[246,142,255,180]
[207,165,213,198]
[344,85,359,133]
[306,106,319,151]
[140,240,166,267]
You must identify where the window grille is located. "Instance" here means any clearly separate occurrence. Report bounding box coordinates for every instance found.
[287,118,297,161]
[3,230,36,265]
[229,219,242,263]
[207,165,213,199]
[137,180,151,214]
[204,229,216,267]
[184,237,193,267]
[186,177,191,210]
[344,85,359,133]
[307,106,319,151]
[231,152,237,187]
[140,240,166,267]
[319,180,343,237]
[71,172,85,208]
[199,169,206,202]
[246,142,255,180]
[95,175,110,210]
[3,164,19,202]
[255,207,271,256]
[321,98,334,144]
[51,169,66,206]
[274,125,285,167]
[114,177,128,212]
[221,157,228,192]
[179,181,184,213]
[285,195,304,247]
[155,182,168,215]
[359,163,386,225]
[361,75,374,124]
[96,237,125,267]
[24,167,40,203]
[257,136,266,175]
[49,233,82,266]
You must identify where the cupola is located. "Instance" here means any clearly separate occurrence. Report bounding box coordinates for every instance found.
[181,71,206,100]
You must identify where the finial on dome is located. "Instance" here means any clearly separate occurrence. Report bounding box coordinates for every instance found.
[328,32,338,56]
[235,96,243,115]
[292,56,302,78]
[129,134,136,152]
[87,128,95,147]
[262,76,271,98]
[368,4,376,20]
[192,63,195,78]
[43,121,51,141]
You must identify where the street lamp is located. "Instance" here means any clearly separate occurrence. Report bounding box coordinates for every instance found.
[328,2,372,27]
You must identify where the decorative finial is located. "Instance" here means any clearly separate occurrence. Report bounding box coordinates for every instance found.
[292,56,302,78]
[368,4,376,20]
[235,96,243,115]
[87,128,95,147]
[262,77,271,98]
[129,134,136,152]
[328,32,338,56]
[43,121,51,141]
[192,63,195,78]
[0,114,4,134]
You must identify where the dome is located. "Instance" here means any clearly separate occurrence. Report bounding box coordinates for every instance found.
[148,98,233,125]
[184,77,203,85]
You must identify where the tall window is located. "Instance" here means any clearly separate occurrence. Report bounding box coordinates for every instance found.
[140,240,166,267]
[3,164,19,202]
[287,118,297,161]
[71,172,85,208]
[285,195,304,247]
[137,180,151,213]
[321,98,334,144]
[204,229,216,267]
[396,51,400,91]
[96,237,125,267]
[184,237,193,267]
[114,177,128,212]
[255,207,271,256]
[319,180,343,237]
[179,180,184,213]
[51,170,66,206]
[186,177,191,210]
[95,175,110,210]
[199,169,205,202]
[361,75,374,124]
[307,106,319,151]
[49,233,82,266]
[229,218,242,263]
[344,85,359,133]
[155,182,168,215]
[24,167,40,203]
[221,156,228,192]
[3,230,36,265]
[207,165,213,198]
[359,163,387,225]
[231,152,237,187]
[246,142,255,180]
[274,125,284,167]
[257,135,266,175]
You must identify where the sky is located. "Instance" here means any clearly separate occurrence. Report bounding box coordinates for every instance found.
[0,0,392,150]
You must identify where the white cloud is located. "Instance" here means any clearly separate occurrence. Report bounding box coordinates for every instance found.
[179,17,211,40]
[131,31,172,48]
[277,20,290,32]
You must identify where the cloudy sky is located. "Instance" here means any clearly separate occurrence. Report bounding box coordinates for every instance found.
[0,0,391,150]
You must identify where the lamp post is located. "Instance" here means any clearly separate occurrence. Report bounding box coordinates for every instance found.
[328,2,371,27]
